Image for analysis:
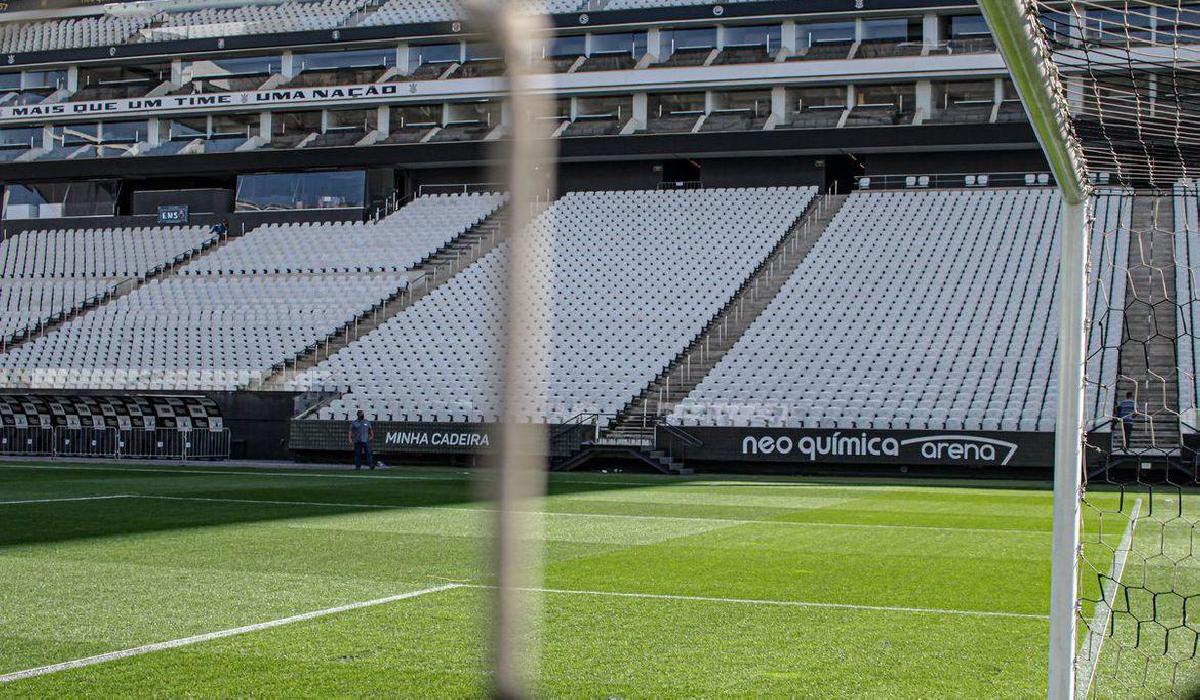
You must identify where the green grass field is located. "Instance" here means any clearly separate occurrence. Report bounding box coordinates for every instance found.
[0,461,1187,697]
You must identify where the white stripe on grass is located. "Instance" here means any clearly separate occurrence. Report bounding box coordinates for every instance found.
[1074,498,1142,700]
[0,583,462,684]
[463,584,1048,620]
[0,495,136,506]
[135,495,1048,536]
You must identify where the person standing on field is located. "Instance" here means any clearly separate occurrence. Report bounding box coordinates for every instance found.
[349,410,375,470]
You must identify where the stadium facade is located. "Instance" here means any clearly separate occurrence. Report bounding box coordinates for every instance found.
[0,0,1179,473]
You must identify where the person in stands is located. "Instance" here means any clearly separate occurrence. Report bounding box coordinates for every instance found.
[349,410,375,470]
[1116,391,1137,448]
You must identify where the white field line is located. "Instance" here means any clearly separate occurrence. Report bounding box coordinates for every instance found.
[0,463,1048,494]
[463,584,1049,620]
[1074,498,1142,700]
[0,495,136,506]
[0,583,462,685]
[134,495,1048,536]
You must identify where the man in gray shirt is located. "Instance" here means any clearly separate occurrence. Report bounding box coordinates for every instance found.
[349,410,375,470]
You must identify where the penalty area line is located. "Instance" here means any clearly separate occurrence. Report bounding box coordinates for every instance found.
[462,585,1048,620]
[0,495,137,506]
[0,583,462,684]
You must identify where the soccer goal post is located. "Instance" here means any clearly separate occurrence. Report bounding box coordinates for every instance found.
[979,0,1200,695]
[976,1,1091,696]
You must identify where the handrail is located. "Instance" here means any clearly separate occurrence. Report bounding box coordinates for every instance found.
[657,420,702,447]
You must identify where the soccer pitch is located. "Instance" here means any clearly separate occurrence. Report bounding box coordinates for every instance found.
[0,461,1157,696]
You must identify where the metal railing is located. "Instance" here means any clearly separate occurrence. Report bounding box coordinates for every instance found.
[627,189,838,422]
[0,426,231,460]
[854,171,1055,190]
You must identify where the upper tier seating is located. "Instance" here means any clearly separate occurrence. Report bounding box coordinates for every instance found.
[0,225,216,345]
[137,0,365,43]
[671,188,1131,432]
[0,13,151,54]
[182,193,505,275]
[360,0,584,26]
[297,186,817,423]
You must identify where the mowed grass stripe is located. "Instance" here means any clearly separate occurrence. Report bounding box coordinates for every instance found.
[132,494,1050,536]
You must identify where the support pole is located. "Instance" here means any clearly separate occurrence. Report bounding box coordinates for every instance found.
[469,2,554,698]
[1050,198,1088,700]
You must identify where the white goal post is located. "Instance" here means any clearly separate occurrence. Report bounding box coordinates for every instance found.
[975,0,1092,697]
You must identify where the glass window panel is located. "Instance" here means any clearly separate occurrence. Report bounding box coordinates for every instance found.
[547,34,585,57]
[798,22,855,46]
[294,48,394,73]
[649,92,705,116]
[664,27,717,51]
[723,24,780,48]
[102,121,145,143]
[186,56,278,78]
[856,84,915,110]
[0,73,21,91]
[950,14,990,37]
[327,108,377,130]
[713,89,770,114]
[0,127,37,147]
[168,117,208,140]
[591,32,646,57]
[466,43,501,61]
[412,43,461,65]
[60,124,99,146]
[273,111,322,135]
[211,114,256,138]
[391,104,441,127]
[792,86,847,109]
[23,70,67,90]
[235,171,366,211]
[860,18,909,40]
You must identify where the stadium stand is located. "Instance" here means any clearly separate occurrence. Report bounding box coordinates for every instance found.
[139,0,367,43]
[0,13,151,54]
[669,188,1130,432]
[0,226,217,346]
[295,187,817,423]
[0,194,503,391]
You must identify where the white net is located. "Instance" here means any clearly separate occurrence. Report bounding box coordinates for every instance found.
[1001,1,1200,695]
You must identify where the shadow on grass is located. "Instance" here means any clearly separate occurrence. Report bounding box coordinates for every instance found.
[0,461,666,549]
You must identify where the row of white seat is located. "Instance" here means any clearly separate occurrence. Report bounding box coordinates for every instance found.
[295,187,817,421]
[672,188,1131,432]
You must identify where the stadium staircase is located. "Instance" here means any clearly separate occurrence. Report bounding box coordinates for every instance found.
[599,191,849,445]
[1115,193,1181,454]
[0,228,231,354]
[257,206,511,389]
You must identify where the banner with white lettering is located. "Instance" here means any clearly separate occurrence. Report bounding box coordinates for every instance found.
[289,419,591,458]
[656,426,1057,468]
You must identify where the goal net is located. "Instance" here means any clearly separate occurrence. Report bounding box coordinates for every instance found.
[977,0,1200,696]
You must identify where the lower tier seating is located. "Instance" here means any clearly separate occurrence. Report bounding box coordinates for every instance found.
[296,186,817,422]
[671,187,1130,431]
